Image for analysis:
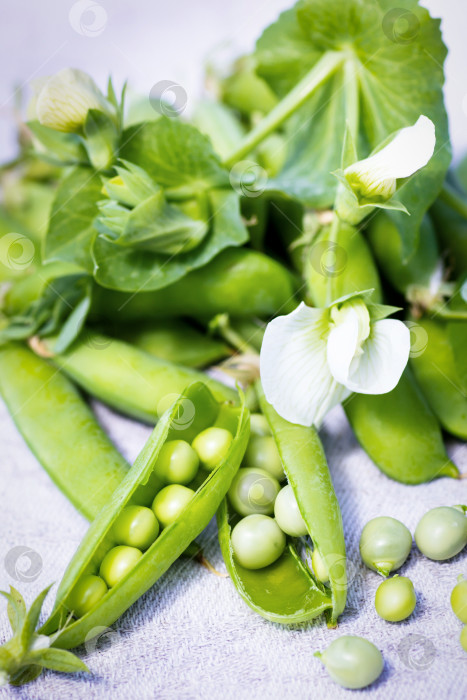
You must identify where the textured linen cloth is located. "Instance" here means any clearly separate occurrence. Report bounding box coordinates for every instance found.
[1,390,466,700]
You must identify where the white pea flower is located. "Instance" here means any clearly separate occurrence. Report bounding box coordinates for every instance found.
[260,294,410,427]
[335,115,436,224]
[35,68,113,133]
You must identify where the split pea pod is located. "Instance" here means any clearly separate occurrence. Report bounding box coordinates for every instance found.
[0,344,128,521]
[409,316,467,440]
[90,248,297,322]
[344,367,458,484]
[0,383,249,679]
[113,320,231,368]
[39,330,237,423]
[217,382,346,625]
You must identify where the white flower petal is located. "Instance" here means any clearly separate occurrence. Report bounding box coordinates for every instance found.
[326,308,360,386]
[260,302,349,427]
[342,319,410,394]
[346,115,435,187]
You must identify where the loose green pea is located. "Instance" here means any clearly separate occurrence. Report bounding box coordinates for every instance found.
[68,574,108,618]
[99,545,143,588]
[375,576,416,622]
[274,485,308,537]
[249,413,271,437]
[312,548,329,584]
[154,440,199,484]
[359,516,412,576]
[460,626,467,652]
[243,435,285,481]
[113,505,159,550]
[152,484,195,528]
[451,576,467,623]
[192,427,233,471]
[228,468,280,517]
[315,636,384,690]
[415,506,467,561]
[231,514,286,570]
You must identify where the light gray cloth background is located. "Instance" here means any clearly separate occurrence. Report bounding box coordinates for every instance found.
[1,1,467,698]
[1,395,466,700]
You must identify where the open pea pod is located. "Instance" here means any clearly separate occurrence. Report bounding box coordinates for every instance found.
[409,316,467,440]
[344,368,459,484]
[217,383,345,626]
[26,383,249,652]
[0,344,128,521]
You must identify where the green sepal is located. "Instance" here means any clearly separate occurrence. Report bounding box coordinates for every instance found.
[333,168,409,225]
[82,109,119,171]
[27,121,87,166]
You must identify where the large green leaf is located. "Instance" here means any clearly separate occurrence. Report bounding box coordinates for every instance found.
[92,189,248,291]
[44,167,103,273]
[120,117,230,191]
[255,0,450,256]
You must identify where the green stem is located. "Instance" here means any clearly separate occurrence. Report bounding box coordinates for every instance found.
[431,306,467,320]
[222,52,345,168]
[343,58,359,143]
[325,214,341,306]
[439,182,467,219]
[210,313,257,355]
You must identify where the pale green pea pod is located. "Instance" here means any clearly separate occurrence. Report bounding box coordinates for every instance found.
[409,316,467,440]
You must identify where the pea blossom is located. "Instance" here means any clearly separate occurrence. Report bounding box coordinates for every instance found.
[260,294,410,427]
[335,115,436,224]
[35,68,114,133]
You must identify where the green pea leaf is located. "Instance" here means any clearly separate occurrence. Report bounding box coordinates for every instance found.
[44,167,103,273]
[29,648,88,674]
[93,188,248,291]
[9,665,43,686]
[254,0,450,257]
[20,585,53,650]
[1,588,27,635]
[120,117,230,191]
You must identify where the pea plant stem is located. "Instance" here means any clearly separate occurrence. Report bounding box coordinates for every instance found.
[439,182,467,219]
[222,52,345,168]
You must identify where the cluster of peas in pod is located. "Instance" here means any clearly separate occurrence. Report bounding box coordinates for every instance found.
[228,414,328,576]
[68,425,234,618]
[315,505,467,690]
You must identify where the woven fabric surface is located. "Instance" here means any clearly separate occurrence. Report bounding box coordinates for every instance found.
[1,393,466,700]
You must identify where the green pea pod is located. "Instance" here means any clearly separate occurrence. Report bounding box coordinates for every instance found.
[409,317,467,440]
[45,383,248,644]
[0,344,128,521]
[431,199,467,275]
[217,383,346,625]
[448,320,467,392]
[39,330,237,423]
[113,320,231,368]
[90,248,297,322]
[306,221,382,306]
[0,384,249,683]
[344,368,459,484]
[367,212,439,295]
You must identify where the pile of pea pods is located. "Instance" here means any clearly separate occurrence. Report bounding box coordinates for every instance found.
[1,19,467,694]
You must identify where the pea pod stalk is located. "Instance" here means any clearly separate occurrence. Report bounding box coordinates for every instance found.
[217,382,346,625]
[0,383,250,683]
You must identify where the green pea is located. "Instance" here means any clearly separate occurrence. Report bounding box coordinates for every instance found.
[415,506,467,560]
[99,546,143,588]
[451,576,467,624]
[461,626,467,653]
[312,548,329,584]
[154,440,199,484]
[68,574,108,618]
[315,636,384,689]
[375,575,416,622]
[152,484,195,528]
[113,505,159,550]
[231,514,286,569]
[274,485,308,537]
[244,435,285,481]
[249,413,271,437]
[228,468,280,517]
[192,427,233,471]
[359,516,412,576]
